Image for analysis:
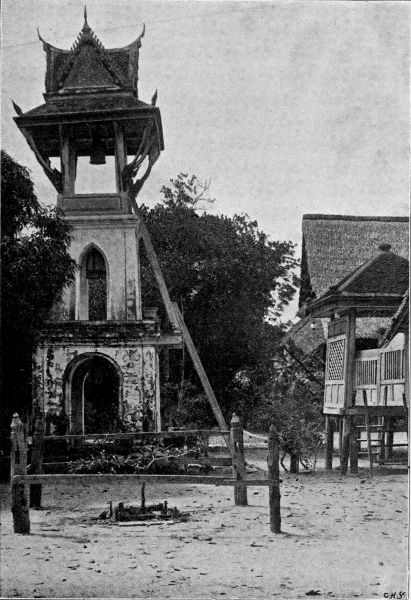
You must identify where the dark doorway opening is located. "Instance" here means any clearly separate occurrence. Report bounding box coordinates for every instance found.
[70,355,120,434]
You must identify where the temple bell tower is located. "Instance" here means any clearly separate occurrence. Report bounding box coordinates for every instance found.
[14,11,182,434]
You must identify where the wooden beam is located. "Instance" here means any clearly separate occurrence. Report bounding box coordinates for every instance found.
[172,302,231,453]
[125,193,230,451]
[43,429,229,441]
[13,474,270,487]
[345,406,405,417]
[44,457,233,469]
[128,195,178,327]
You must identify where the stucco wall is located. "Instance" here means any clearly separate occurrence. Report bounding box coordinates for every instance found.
[33,342,160,432]
[59,213,142,321]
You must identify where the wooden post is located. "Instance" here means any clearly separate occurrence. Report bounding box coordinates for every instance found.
[377,416,385,463]
[268,424,281,533]
[59,124,76,195]
[340,417,350,476]
[113,121,127,193]
[338,418,343,457]
[344,310,356,408]
[230,414,247,506]
[325,415,334,470]
[349,417,358,474]
[362,391,373,477]
[10,414,30,534]
[30,409,45,509]
[403,393,408,442]
[340,310,356,475]
[385,420,394,459]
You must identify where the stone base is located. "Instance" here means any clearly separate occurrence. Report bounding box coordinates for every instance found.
[32,322,182,434]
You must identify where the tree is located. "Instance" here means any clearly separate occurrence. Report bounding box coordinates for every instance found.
[236,347,324,472]
[140,174,299,424]
[1,151,76,442]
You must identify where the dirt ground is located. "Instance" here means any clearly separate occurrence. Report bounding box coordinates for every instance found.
[0,453,408,600]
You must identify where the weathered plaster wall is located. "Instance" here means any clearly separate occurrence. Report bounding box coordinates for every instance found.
[33,343,159,431]
[59,213,142,321]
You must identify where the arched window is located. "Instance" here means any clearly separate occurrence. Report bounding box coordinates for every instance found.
[79,247,107,320]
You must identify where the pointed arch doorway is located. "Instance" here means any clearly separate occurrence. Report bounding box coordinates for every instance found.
[66,354,121,434]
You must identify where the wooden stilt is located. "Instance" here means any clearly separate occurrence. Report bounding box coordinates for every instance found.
[379,417,386,463]
[338,419,343,457]
[10,414,30,534]
[403,393,408,443]
[349,417,358,474]
[386,421,394,459]
[230,414,247,506]
[325,415,334,470]
[340,417,350,476]
[268,424,281,533]
[362,391,373,477]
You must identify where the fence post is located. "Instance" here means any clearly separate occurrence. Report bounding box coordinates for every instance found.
[268,423,281,533]
[230,413,247,506]
[30,409,45,509]
[10,413,30,534]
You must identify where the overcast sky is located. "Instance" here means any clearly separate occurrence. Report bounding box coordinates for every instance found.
[2,0,409,318]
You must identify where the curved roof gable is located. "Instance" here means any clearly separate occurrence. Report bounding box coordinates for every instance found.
[38,9,144,96]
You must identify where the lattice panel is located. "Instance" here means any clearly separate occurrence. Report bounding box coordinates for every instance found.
[326,339,345,380]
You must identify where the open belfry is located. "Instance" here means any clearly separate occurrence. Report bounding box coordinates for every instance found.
[13,10,183,434]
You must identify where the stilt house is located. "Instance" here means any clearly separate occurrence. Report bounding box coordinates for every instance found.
[286,214,409,471]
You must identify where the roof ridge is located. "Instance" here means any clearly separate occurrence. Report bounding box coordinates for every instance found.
[303,214,409,222]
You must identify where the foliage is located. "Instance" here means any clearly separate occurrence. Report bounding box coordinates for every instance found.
[140,174,299,424]
[1,151,76,436]
[68,444,205,475]
[237,349,324,469]
[161,382,216,430]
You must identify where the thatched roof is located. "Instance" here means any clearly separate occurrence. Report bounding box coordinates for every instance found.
[299,215,409,307]
[286,214,409,356]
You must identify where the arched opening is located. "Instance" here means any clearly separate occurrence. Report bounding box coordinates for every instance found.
[79,246,107,320]
[69,354,120,434]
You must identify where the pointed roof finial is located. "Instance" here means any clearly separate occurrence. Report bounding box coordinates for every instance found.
[83,6,91,32]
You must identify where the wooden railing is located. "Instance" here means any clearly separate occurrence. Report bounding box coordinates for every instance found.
[10,413,282,535]
[354,347,406,407]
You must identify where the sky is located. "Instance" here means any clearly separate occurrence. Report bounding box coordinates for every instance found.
[2,0,409,319]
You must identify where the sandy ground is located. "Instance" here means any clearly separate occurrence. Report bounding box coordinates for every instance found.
[0,453,408,600]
